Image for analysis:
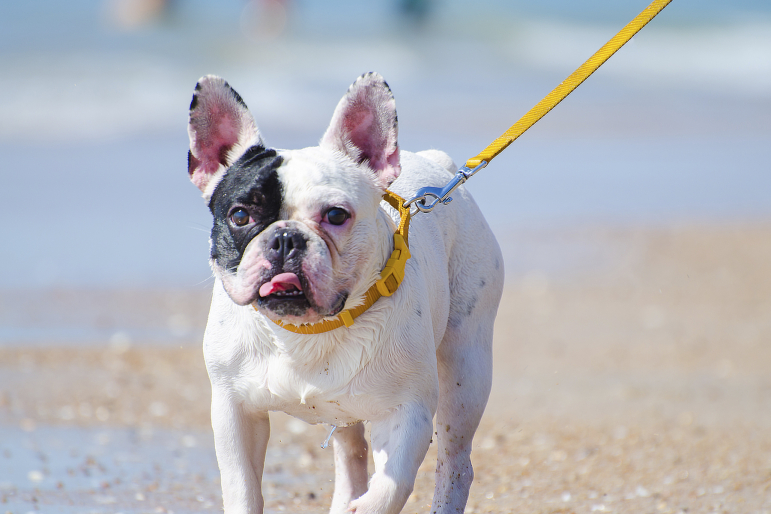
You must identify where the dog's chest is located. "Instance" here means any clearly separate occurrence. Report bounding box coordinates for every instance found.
[232,341,391,426]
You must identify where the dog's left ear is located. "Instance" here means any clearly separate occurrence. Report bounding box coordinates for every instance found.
[321,72,400,189]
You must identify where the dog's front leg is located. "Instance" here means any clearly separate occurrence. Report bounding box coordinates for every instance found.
[211,389,270,514]
[330,422,369,514]
[348,403,434,514]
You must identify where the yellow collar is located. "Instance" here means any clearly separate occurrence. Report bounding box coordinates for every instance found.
[259,190,411,334]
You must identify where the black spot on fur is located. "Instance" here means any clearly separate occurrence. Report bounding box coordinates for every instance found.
[415,307,422,318]
[189,93,198,111]
[194,82,202,91]
[217,145,231,168]
[479,279,486,288]
[465,295,478,316]
[225,81,248,109]
[208,145,283,272]
[187,150,195,176]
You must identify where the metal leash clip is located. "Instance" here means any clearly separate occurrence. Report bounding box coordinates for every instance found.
[403,161,487,214]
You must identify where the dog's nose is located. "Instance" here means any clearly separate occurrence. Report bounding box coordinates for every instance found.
[267,229,307,264]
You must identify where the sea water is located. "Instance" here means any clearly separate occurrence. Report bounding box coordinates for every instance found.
[1,0,769,292]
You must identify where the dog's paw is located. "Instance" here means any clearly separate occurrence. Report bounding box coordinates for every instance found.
[346,476,408,514]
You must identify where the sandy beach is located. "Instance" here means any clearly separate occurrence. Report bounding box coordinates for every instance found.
[2,0,770,512]
[2,223,770,513]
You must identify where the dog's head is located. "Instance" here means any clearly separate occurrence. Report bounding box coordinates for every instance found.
[187,73,400,324]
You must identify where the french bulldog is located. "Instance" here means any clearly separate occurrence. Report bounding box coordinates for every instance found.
[187,72,504,514]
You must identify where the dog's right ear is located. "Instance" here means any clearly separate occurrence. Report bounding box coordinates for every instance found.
[187,76,263,197]
[320,72,400,190]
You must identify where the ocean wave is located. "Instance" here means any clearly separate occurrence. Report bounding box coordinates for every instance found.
[0,10,768,144]
[504,20,771,97]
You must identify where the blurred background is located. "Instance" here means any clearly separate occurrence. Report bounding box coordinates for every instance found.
[0,0,769,347]
[0,2,768,284]
[1,1,770,511]
[1,0,769,278]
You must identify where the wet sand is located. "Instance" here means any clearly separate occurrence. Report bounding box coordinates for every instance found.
[2,224,770,513]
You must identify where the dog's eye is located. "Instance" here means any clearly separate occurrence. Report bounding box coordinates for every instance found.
[230,209,251,227]
[325,207,350,226]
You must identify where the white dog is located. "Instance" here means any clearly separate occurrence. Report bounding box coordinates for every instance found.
[187,72,504,514]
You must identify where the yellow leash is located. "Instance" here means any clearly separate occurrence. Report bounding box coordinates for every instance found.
[269,0,672,333]
[466,0,673,168]
[405,0,673,212]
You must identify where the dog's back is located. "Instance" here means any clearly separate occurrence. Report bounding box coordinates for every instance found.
[390,149,504,346]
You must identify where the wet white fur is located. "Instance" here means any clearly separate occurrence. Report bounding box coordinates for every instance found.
[204,151,503,514]
[199,78,504,514]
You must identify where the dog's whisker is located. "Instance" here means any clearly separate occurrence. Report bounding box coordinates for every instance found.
[192,274,216,288]
[187,225,211,234]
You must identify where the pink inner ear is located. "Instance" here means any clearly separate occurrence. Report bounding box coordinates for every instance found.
[386,148,399,169]
[343,101,400,186]
[345,110,382,167]
[321,73,401,187]
[188,76,262,193]
[193,112,240,177]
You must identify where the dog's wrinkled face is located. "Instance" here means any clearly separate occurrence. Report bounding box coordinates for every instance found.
[187,73,400,324]
[207,145,384,323]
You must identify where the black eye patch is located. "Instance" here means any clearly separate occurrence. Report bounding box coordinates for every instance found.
[208,145,284,271]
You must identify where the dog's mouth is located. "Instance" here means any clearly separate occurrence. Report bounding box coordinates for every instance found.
[254,272,349,321]
[266,286,303,298]
[255,272,312,317]
[258,272,306,300]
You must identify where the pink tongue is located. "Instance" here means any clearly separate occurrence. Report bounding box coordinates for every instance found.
[258,273,303,297]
